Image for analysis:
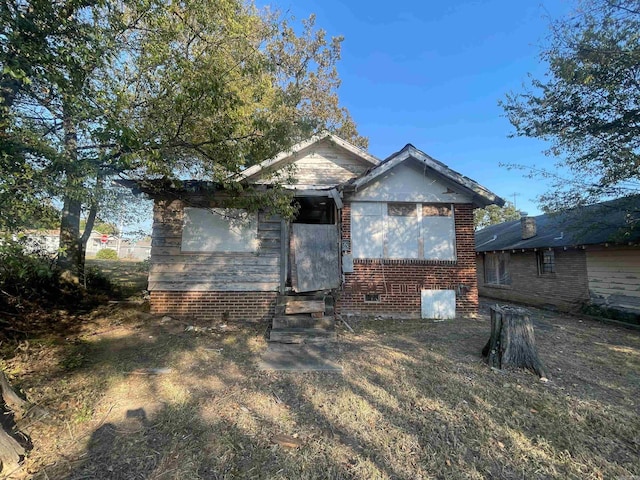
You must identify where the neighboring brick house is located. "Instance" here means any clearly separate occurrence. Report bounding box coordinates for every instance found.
[475,196,640,315]
[131,133,503,323]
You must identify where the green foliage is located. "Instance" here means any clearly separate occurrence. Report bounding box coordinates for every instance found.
[95,248,118,260]
[474,202,521,230]
[0,237,59,300]
[81,219,118,235]
[1,0,366,276]
[501,0,640,211]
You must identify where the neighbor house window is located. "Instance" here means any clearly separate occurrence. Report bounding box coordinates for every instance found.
[484,252,510,285]
[351,202,456,260]
[537,250,555,274]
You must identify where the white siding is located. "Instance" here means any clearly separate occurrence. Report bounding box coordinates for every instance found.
[350,163,473,203]
[586,246,640,312]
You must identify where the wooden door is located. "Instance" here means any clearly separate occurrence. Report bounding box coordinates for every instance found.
[291,224,340,292]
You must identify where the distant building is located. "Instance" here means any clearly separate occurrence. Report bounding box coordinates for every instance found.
[475,196,640,316]
[19,230,151,260]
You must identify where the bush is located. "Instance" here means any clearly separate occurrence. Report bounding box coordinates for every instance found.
[0,237,60,300]
[83,266,117,294]
[95,248,118,260]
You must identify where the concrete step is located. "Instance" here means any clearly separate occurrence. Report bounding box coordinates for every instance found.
[268,328,337,344]
[273,315,335,330]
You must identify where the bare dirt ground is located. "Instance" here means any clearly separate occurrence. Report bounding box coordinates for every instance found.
[2,279,639,479]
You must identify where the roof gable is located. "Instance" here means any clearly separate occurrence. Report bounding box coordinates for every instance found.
[348,144,504,208]
[238,132,379,186]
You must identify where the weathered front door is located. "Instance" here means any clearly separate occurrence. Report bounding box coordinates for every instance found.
[291,224,340,292]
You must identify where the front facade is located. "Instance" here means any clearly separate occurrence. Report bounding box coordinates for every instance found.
[141,134,503,322]
[476,198,640,316]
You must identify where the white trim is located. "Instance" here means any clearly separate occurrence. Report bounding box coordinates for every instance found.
[352,145,503,208]
[237,132,379,182]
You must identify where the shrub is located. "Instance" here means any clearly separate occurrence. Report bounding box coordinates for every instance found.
[95,248,118,260]
[83,266,117,294]
[0,237,60,300]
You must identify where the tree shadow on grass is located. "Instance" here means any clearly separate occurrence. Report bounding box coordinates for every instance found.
[21,311,640,480]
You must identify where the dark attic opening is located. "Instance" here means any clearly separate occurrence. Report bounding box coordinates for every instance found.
[292,196,336,224]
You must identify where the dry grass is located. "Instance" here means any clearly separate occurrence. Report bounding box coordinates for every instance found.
[2,296,639,479]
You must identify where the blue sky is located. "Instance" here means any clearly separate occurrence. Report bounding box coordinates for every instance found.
[270,0,576,214]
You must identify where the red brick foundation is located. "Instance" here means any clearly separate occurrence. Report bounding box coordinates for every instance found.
[338,203,479,317]
[150,291,278,323]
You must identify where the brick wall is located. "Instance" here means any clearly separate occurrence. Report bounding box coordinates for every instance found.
[150,291,277,323]
[339,203,479,317]
[477,249,589,311]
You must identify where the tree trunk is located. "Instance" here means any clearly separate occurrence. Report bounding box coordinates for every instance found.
[0,372,29,475]
[482,305,549,379]
[58,100,84,279]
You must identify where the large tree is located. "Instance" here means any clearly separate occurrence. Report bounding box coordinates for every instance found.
[474,201,520,230]
[501,0,640,212]
[1,0,366,278]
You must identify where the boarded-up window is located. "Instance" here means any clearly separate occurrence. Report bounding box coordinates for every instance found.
[351,203,384,258]
[386,203,419,259]
[422,204,455,260]
[484,252,510,285]
[181,208,258,252]
[351,202,456,260]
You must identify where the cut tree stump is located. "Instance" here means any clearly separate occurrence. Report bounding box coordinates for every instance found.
[482,305,549,379]
[0,371,35,475]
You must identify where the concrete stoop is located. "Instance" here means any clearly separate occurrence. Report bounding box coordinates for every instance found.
[259,293,342,372]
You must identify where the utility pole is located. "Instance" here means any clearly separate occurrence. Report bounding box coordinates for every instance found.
[511,192,520,208]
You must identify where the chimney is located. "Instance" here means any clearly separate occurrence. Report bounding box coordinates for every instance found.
[520,214,537,240]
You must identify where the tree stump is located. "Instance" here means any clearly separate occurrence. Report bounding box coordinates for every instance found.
[0,371,31,475]
[482,305,549,379]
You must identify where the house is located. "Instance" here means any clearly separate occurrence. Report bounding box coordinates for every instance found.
[131,133,503,323]
[17,230,151,260]
[475,196,640,315]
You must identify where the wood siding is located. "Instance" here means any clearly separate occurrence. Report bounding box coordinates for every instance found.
[586,246,640,312]
[258,139,370,187]
[149,199,281,292]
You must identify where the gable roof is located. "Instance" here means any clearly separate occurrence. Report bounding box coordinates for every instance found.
[346,144,504,208]
[475,195,640,252]
[237,132,379,183]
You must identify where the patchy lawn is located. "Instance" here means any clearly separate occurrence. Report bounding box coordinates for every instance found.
[2,296,639,479]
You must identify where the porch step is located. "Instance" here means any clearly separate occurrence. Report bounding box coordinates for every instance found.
[278,298,325,315]
[273,315,335,330]
[268,328,337,344]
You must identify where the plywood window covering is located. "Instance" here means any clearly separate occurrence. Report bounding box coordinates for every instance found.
[484,252,511,285]
[181,207,258,253]
[351,202,456,260]
[386,203,419,259]
[537,250,556,274]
